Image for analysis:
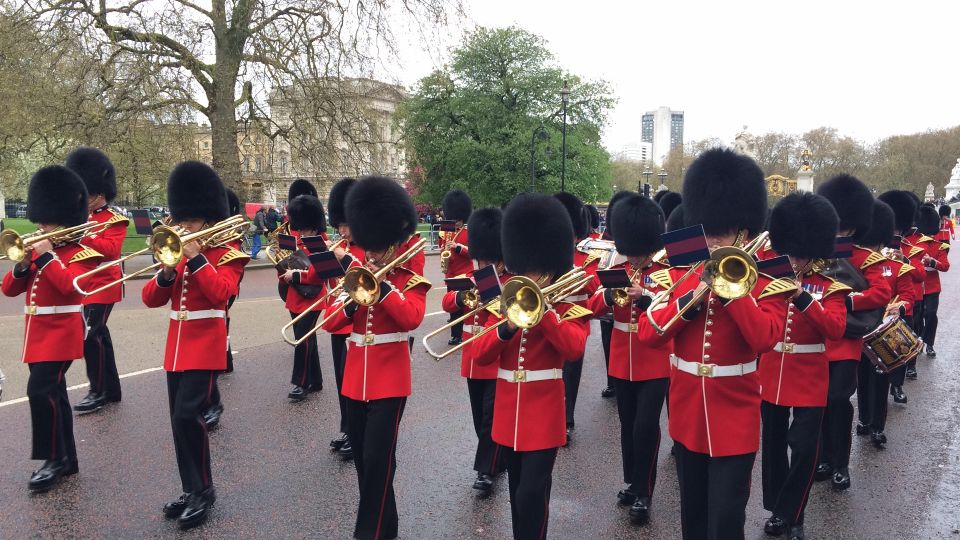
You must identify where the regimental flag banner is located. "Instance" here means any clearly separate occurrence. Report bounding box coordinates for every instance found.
[308,251,346,279]
[438,219,457,232]
[444,276,474,291]
[597,268,633,289]
[757,255,795,279]
[661,224,710,267]
[301,235,328,253]
[887,235,903,250]
[130,209,153,235]
[277,234,297,252]
[834,236,854,259]
[473,264,502,303]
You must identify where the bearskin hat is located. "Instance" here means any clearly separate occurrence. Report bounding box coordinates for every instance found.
[502,193,573,276]
[288,178,317,201]
[666,205,686,232]
[167,161,229,223]
[345,176,417,251]
[467,207,503,263]
[585,204,601,231]
[652,190,668,204]
[657,191,682,224]
[604,190,634,237]
[682,148,767,237]
[226,188,241,216]
[442,189,472,222]
[288,195,326,232]
[815,174,874,242]
[26,165,89,227]
[64,147,116,202]
[940,204,952,218]
[769,192,839,259]
[553,191,588,240]
[859,200,895,248]
[916,204,941,236]
[327,177,356,228]
[877,190,917,234]
[610,193,665,256]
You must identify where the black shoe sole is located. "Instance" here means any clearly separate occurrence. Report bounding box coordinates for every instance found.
[73,404,105,414]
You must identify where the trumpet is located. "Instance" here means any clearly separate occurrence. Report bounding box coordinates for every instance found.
[281,237,427,346]
[611,267,643,307]
[72,215,247,296]
[0,221,105,263]
[645,231,769,335]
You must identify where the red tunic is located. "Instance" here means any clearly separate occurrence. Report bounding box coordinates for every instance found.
[882,258,917,316]
[473,302,590,451]
[80,206,128,304]
[919,237,950,295]
[442,227,472,278]
[824,247,892,362]
[142,246,247,372]
[440,269,512,380]
[282,232,329,313]
[936,217,954,243]
[901,237,927,306]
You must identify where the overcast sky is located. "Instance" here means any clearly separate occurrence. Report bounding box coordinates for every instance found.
[390,0,960,153]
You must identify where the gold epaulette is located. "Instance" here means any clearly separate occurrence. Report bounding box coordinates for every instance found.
[648,268,674,289]
[217,248,250,266]
[918,235,935,243]
[940,242,950,252]
[859,251,886,269]
[69,247,103,263]
[581,254,600,268]
[907,246,924,258]
[403,274,431,291]
[558,303,592,321]
[898,264,915,277]
[758,278,797,300]
[104,212,129,225]
[485,299,502,318]
[823,280,853,298]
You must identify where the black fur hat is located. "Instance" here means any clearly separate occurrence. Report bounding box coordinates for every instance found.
[859,200,895,248]
[939,204,952,218]
[467,207,503,263]
[657,192,682,224]
[327,177,356,228]
[167,161,229,223]
[769,192,839,259]
[877,190,917,234]
[652,190,668,204]
[346,176,417,251]
[26,165,89,227]
[64,147,116,202]
[442,189,472,222]
[288,195,326,232]
[916,205,940,236]
[682,148,767,237]
[585,204,601,230]
[611,193,665,256]
[553,191,588,240]
[502,193,573,276]
[604,190,634,237]
[666,205,686,232]
[288,178,317,201]
[815,174,874,242]
[226,188,241,216]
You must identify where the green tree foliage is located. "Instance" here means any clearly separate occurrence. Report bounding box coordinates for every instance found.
[397,26,616,207]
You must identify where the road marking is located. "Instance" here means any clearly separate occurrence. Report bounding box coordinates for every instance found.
[426,311,446,317]
[0,366,164,409]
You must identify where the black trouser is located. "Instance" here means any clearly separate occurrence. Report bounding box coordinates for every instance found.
[922,292,940,348]
[892,307,924,385]
[82,303,120,400]
[562,356,584,427]
[504,446,558,540]
[761,402,823,526]
[820,360,858,471]
[599,319,614,389]
[27,361,76,462]
[856,356,890,431]
[674,442,755,540]
[331,334,349,433]
[449,309,464,341]
[466,378,504,475]
[166,370,216,493]
[911,299,925,373]
[210,311,234,409]
[612,377,668,497]
[290,310,322,388]
[346,396,406,540]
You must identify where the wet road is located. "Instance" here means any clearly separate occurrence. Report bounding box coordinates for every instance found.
[0,252,959,539]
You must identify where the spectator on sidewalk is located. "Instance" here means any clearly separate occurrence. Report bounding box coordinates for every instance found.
[265,205,280,233]
[251,206,267,259]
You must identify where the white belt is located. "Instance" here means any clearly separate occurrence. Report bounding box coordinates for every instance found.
[497,367,563,383]
[349,332,409,347]
[462,325,473,333]
[564,293,588,302]
[670,354,757,378]
[773,342,825,354]
[170,309,226,321]
[613,321,639,333]
[25,305,82,316]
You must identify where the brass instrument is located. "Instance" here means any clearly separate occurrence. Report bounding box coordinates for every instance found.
[645,231,769,335]
[0,221,106,263]
[266,222,292,265]
[282,237,427,346]
[611,267,643,308]
[439,225,463,274]
[880,246,908,264]
[71,215,247,296]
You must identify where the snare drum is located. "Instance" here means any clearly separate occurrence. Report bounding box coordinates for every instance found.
[862,316,923,373]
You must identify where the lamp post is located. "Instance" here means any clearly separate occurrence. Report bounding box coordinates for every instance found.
[657,169,668,191]
[560,80,570,192]
[641,168,653,194]
[530,123,549,192]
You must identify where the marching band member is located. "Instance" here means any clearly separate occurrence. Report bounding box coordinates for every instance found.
[585,193,671,526]
[585,204,602,240]
[441,189,472,345]
[657,191,682,226]
[440,207,507,493]
[760,192,847,540]
[641,148,794,540]
[3,166,103,492]
[324,176,430,540]
[597,191,633,399]
[814,175,891,491]
[65,148,129,414]
[937,204,954,243]
[915,204,949,359]
[142,162,247,529]
[473,193,591,540]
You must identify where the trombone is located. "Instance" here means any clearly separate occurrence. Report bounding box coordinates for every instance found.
[281,237,427,346]
[0,221,105,263]
[645,231,769,335]
[71,214,247,296]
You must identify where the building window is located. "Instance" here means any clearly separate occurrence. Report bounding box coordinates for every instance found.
[256,157,263,172]
[203,141,209,149]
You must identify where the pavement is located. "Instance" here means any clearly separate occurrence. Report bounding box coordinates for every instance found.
[0,251,959,538]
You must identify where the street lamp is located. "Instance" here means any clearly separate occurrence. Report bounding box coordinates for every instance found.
[560,80,570,192]
[530,123,549,192]
[641,168,653,194]
[657,169,668,191]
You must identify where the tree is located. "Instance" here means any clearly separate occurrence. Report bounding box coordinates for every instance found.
[397,26,616,207]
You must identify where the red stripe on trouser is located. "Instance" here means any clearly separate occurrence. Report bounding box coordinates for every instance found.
[647,429,661,495]
[795,414,824,523]
[300,337,311,386]
[539,483,549,540]
[50,363,67,460]
[374,404,403,540]
[200,372,214,487]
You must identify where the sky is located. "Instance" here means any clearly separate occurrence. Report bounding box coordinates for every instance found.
[388,0,960,154]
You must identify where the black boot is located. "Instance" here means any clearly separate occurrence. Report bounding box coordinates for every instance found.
[73,392,107,413]
[926,346,936,358]
[871,430,887,448]
[616,488,637,506]
[288,385,308,401]
[855,422,870,436]
[600,386,616,398]
[472,472,493,493]
[338,438,354,460]
[447,336,462,346]
[628,497,651,525]
[764,515,786,536]
[203,403,224,430]
[831,469,851,491]
[788,524,806,540]
[330,433,348,451]
[177,488,216,530]
[163,493,190,518]
[905,366,918,380]
[891,385,908,403]
[814,462,832,482]
[28,458,69,492]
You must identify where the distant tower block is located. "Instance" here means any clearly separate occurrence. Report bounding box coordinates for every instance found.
[796,149,815,192]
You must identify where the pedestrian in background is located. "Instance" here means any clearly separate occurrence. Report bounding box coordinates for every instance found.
[265,205,280,233]
[251,206,267,259]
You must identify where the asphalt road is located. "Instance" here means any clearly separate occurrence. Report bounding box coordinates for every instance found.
[0,252,959,539]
